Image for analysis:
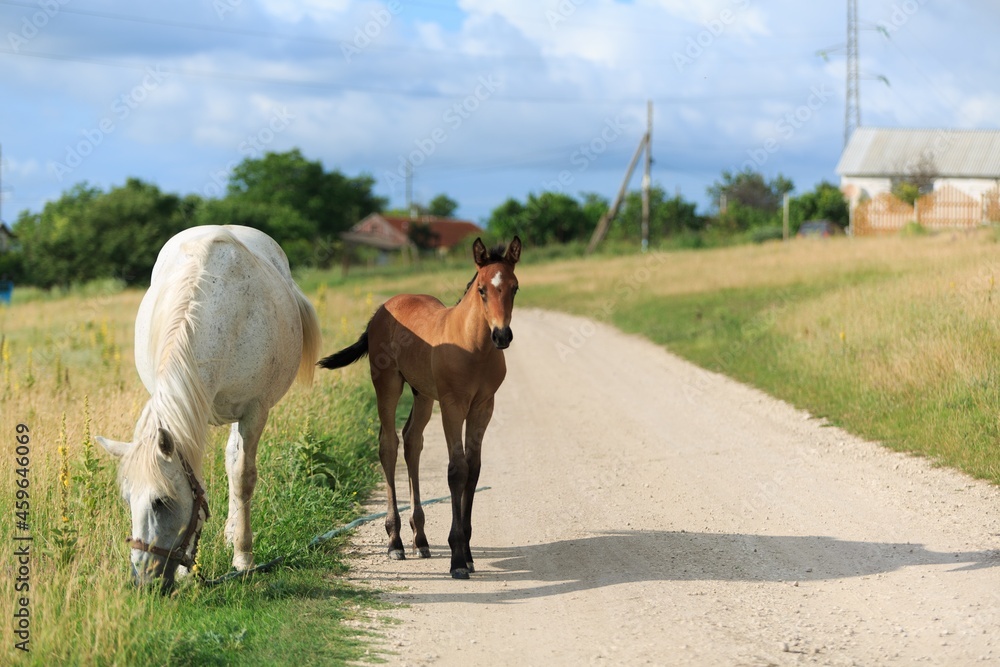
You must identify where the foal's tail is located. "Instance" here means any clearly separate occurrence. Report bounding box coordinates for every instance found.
[317,327,369,370]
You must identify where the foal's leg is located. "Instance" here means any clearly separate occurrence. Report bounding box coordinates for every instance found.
[439,397,472,579]
[402,390,434,558]
[462,397,494,573]
[373,371,405,559]
[225,407,268,571]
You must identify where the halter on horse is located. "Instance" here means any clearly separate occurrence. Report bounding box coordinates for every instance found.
[125,456,210,572]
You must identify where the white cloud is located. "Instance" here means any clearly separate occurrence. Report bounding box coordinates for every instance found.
[2,156,40,178]
[0,0,998,219]
[256,0,350,23]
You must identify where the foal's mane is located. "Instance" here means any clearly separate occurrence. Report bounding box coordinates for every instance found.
[120,234,229,498]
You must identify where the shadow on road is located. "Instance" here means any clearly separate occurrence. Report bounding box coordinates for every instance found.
[375,530,1000,604]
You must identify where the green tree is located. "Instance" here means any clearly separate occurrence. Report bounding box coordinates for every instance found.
[87,179,196,284]
[487,192,593,245]
[891,155,937,205]
[427,194,459,218]
[194,198,317,267]
[612,186,703,242]
[790,180,848,229]
[12,179,192,288]
[580,192,609,230]
[226,148,386,240]
[487,198,529,241]
[707,168,794,232]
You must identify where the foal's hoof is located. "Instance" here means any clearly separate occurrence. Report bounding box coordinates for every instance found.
[388,548,406,561]
[417,547,432,559]
[466,562,475,573]
[451,567,470,580]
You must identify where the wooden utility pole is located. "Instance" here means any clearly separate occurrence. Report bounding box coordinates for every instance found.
[782,192,790,241]
[641,100,652,252]
[586,133,647,254]
[405,159,416,219]
[587,105,653,254]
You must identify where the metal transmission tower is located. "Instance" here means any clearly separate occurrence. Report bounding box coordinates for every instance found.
[844,0,861,146]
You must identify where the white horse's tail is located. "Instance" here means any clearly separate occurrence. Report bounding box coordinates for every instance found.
[295,287,322,385]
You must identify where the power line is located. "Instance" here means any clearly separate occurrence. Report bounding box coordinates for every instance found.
[0,0,839,42]
[0,45,805,105]
[0,0,836,66]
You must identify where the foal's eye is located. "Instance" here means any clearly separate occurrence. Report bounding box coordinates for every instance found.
[478,286,486,298]
[513,285,519,295]
[152,498,167,512]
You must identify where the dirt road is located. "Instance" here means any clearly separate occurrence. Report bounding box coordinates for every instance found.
[346,309,1000,666]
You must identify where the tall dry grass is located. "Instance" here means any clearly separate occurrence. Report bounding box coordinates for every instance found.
[0,280,386,665]
[514,230,1000,483]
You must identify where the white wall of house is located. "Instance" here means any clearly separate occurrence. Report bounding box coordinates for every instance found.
[934,178,1000,199]
[842,176,1000,207]
[840,176,892,206]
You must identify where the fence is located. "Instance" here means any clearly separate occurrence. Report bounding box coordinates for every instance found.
[852,186,1000,236]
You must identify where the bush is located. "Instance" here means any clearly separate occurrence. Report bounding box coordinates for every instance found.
[749,225,784,244]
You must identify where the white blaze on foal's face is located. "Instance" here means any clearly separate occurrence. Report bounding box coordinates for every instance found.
[491,270,503,289]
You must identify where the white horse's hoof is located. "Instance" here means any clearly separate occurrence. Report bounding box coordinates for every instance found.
[233,551,254,571]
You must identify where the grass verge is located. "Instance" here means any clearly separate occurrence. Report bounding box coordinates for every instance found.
[349,231,1000,485]
[0,284,389,666]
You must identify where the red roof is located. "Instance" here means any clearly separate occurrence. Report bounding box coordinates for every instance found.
[343,214,483,251]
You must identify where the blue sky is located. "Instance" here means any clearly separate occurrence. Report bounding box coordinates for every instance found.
[2,0,998,225]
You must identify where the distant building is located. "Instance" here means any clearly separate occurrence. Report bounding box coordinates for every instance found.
[0,222,14,253]
[342,213,483,258]
[837,128,1000,234]
[837,127,1000,207]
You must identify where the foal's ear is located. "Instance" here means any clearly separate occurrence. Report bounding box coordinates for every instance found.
[472,237,489,267]
[96,436,132,459]
[505,236,522,265]
[157,428,175,459]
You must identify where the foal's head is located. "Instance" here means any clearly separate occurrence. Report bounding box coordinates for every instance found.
[470,236,521,349]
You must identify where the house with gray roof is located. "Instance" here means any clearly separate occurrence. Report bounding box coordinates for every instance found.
[837,127,1000,207]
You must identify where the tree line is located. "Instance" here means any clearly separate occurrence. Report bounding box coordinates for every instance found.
[0,147,849,289]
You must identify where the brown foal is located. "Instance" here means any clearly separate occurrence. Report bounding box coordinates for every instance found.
[319,236,521,578]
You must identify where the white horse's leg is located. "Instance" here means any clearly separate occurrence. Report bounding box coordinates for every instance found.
[225,407,268,571]
[224,423,242,546]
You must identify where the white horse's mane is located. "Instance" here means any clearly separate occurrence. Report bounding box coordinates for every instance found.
[120,233,228,498]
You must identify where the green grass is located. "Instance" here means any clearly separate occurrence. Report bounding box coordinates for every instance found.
[653,282,1000,481]
[352,232,1000,485]
[0,283,392,666]
[571,237,1000,483]
[7,230,1000,665]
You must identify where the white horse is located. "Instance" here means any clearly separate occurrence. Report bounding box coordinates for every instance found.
[97,225,321,590]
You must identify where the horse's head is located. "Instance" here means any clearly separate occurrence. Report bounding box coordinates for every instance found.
[471,236,521,350]
[97,428,209,592]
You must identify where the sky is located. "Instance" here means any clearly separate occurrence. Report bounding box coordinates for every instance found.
[2,0,999,226]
